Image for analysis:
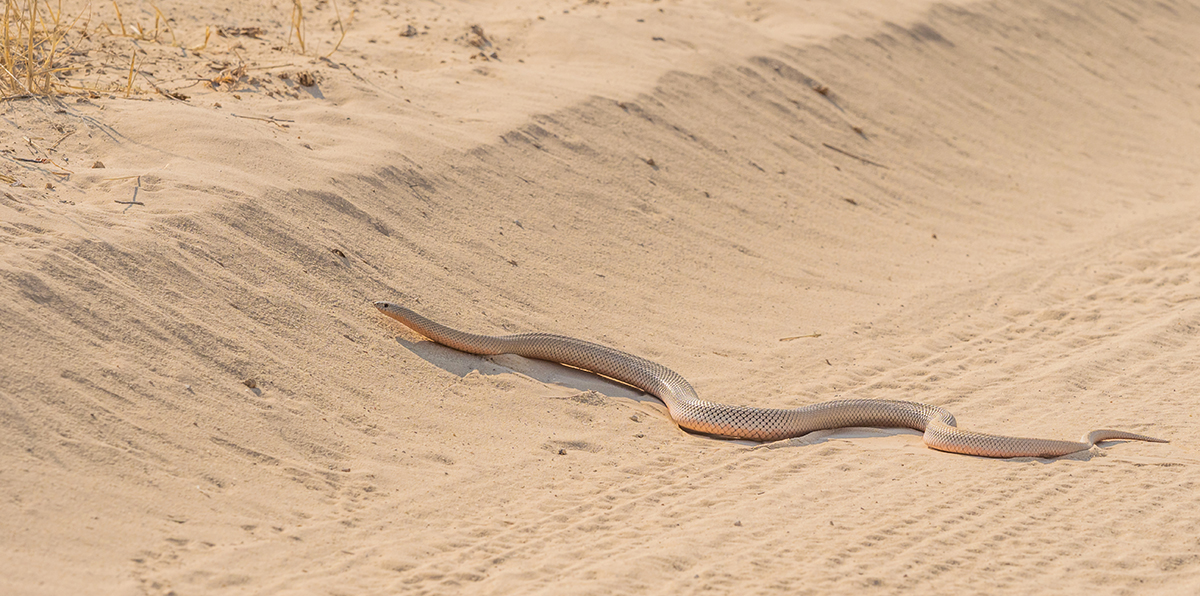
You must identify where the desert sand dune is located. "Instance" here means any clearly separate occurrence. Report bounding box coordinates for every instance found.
[1,0,1198,594]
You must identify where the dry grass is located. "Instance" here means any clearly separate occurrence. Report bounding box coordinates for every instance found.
[290,0,346,58]
[1,0,345,99]
[0,0,168,98]
[1,0,82,97]
[326,0,345,58]
[101,0,175,44]
[290,0,306,54]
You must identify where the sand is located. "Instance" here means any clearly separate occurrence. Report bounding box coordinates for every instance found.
[2,0,1199,593]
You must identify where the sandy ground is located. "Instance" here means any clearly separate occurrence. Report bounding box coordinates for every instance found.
[2,0,1200,593]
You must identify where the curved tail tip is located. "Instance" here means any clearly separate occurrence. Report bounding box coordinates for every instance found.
[1084,429,1169,446]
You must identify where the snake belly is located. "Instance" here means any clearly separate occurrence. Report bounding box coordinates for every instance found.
[374,302,1166,458]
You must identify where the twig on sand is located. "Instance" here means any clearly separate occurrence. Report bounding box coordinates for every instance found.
[231,113,293,128]
[50,130,76,150]
[822,143,888,169]
[111,175,144,209]
[22,137,73,175]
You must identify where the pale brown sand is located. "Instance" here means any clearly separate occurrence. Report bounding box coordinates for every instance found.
[2,0,1199,593]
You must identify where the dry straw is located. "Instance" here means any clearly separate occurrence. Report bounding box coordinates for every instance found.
[101,0,175,44]
[1,0,83,97]
[2,0,344,98]
[290,0,346,58]
[290,0,305,53]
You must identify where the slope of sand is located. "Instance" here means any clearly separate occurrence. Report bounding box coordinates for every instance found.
[3,0,1200,594]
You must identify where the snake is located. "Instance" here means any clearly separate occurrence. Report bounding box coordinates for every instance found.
[374,302,1167,458]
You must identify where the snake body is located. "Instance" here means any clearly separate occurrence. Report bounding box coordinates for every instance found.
[375,302,1166,458]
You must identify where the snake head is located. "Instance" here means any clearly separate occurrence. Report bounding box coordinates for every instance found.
[374,301,423,327]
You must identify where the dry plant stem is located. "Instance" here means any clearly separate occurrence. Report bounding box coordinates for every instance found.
[230,113,292,127]
[124,51,134,96]
[2,3,18,92]
[148,1,173,43]
[49,129,74,149]
[114,175,143,207]
[325,0,345,58]
[190,25,210,51]
[136,70,184,101]
[290,0,305,53]
[2,3,10,82]
[249,62,298,71]
[111,0,125,36]
[52,7,90,61]
[25,0,35,91]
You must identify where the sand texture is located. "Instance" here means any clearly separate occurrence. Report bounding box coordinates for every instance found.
[2,0,1199,593]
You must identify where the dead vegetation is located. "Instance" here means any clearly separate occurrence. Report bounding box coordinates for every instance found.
[0,0,347,99]
[1,0,81,97]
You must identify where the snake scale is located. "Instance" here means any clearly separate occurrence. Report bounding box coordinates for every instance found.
[375,302,1166,458]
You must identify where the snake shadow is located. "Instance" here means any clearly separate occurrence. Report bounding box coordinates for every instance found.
[394,336,660,404]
